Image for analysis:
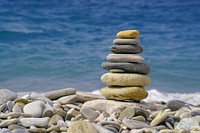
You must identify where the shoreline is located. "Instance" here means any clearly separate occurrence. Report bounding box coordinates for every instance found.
[16,89,200,106]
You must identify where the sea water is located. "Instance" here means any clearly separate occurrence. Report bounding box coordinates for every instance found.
[0,0,200,103]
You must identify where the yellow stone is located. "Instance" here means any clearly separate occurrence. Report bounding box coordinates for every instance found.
[14,98,29,104]
[150,111,168,127]
[117,30,140,39]
[67,121,98,133]
[100,86,148,100]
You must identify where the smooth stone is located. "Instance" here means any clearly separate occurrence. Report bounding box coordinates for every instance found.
[160,129,179,133]
[12,129,28,133]
[101,73,151,86]
[23,100,45,117]
[58,93,104,105]
[102,62,150,74]
[117,30,140,39]
[0,128,11,133]
[0,119,19,128]
[20,117,49,127]
[82,99,155,115]
[190,110,200,117]
[67,108,80,117]
[101,86,148,101]
[122,118,150,129]
[191,116,200,123]
[7,101,14,112]
[106,54,144,63]
[113,38,140,45]
[14,98,29,104]
[110,69,125,73]
[134,107,150,118]
[131,116,146,121]
[110,45,143,54]
[93,123,114,133]
[49,114,63,125]
[42,103,54,117]
[44,88,76,100]
[8,124,26,131]
[67,121,98,133]
[174,106,191,117]
[29,126,46,133]
[46,125,60,132]
[14,102,25,110]
[167,100,194,111]
[30,92,53,105]
[176,118,199,131]
[119,107,135,121]
[12,104,22,113]
[9,112,32,118]
[80,107,99,121]
[150,111,168,126]
[0,89,17,104]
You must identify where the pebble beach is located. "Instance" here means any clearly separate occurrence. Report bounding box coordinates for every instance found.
[0,88,200,133]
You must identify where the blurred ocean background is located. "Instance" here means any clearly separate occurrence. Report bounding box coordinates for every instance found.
[0,0,200,98]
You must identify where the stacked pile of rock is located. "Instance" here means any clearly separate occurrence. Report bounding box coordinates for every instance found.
[101,30,151,101]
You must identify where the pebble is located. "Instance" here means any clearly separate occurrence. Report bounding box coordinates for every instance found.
[101,73,151,86]
[109,45,143,54]
[93,123,114,133]
[49,114,63,125]
[80,107,99,121]
[100,86,148,101]
[29,126,46,133]
[102,62,150,74]
[106,54,144,63]
[117,30,140,39]
[44,88,76,100]
[20,117,49,127]
[67,121,98,133]
[150,111,168,126]
[167,100,194,111]
[23,100,45,117]
[131,116,146,121]
[0,119,19,128]
[134,107,150,118]
[175,118,199,131]
[12,104,22,113]
[0,89,17,104]
[118,107,135,120]
[113,38,140,45]
[122,118,150,129]
[12,129,28,133]
[6,101,14,112]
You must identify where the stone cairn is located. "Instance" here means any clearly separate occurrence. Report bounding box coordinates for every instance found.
[101,30,151,101]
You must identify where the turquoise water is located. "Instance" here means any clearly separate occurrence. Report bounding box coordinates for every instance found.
[0,0,200,93]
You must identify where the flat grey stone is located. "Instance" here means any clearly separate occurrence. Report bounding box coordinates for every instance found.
[106,54,144,63]
[167,100,194,111]
[0,89,17,104]
[80,107,99,121]
[44,88,76,100]
[102,62,150,74]
[122,118,150,129]
[109,45,143,54]
[113,38,140,45]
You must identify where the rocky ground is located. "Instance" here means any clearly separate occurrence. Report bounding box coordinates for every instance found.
[0,88,200,133]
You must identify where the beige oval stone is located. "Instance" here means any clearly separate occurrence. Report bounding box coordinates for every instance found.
[150,111,168,127]
[101,73,151,86]
[106,54,144,63]
[67,121,98,133]
[117,30,140,39]
[100,86,148,100]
